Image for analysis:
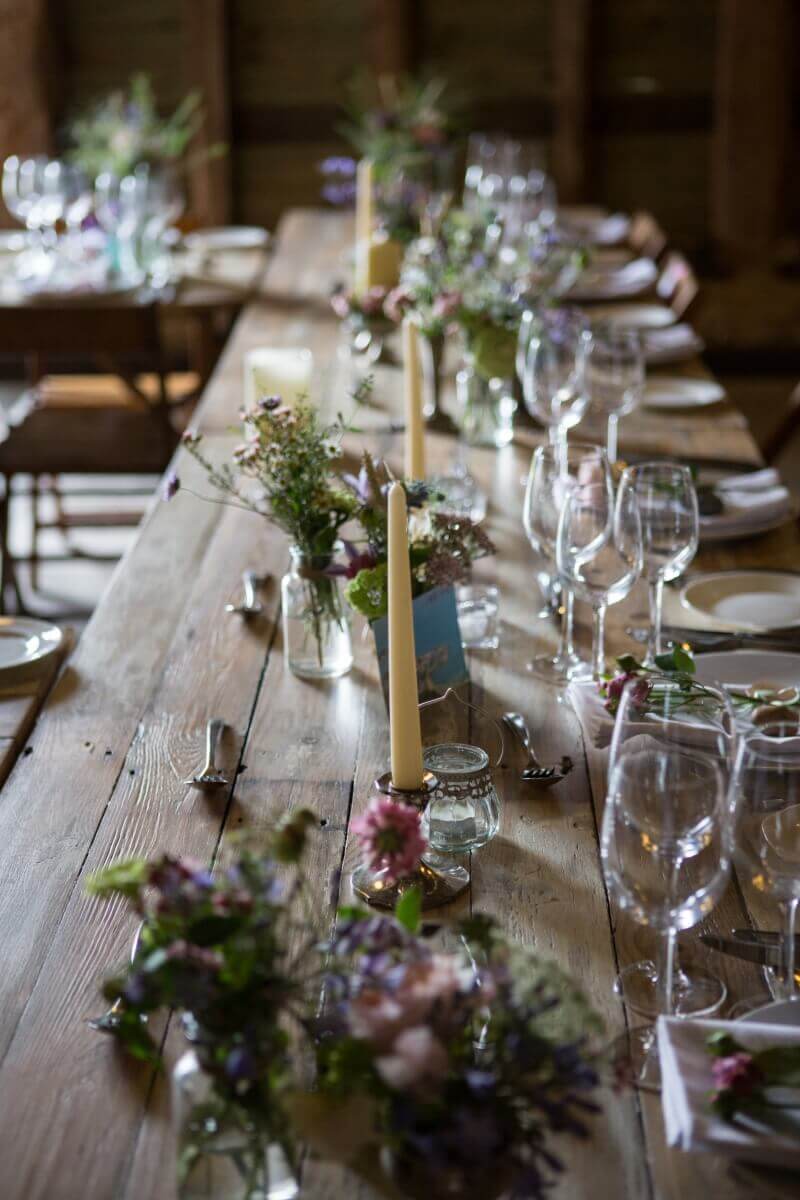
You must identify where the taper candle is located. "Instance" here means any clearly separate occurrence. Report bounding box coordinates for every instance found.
[387,481,424,791]
[355,158,374,248]
[402,318,426,480]
[244,348,314,409]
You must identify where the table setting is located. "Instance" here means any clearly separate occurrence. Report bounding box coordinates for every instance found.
[2,74,800,1200]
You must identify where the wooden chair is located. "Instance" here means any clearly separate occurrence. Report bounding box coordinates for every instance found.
[0,299,191,610]
[629,210,668,263]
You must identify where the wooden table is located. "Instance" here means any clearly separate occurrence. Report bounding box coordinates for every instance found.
[0,209,794,1200]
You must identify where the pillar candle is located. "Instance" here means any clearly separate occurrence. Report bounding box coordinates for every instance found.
[387,481,424,791]
[402,319,426,480]
[244,348,314,409]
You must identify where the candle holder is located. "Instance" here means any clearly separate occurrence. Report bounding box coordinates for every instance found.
[351,770,470,910]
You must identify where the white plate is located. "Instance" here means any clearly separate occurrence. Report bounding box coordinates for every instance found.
[588,303,676,330]
[741,999,800,1027]
[184,226,269,252]
[682,570,800,632]
[700,506,796,545]
[694,650,800,691]
[570,257,657,301]
[643,377,726,410]
[0,616,63,676]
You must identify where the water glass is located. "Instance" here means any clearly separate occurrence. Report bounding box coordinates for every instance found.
[518,307,588,451]
[456,584,499,650]
[603,678,735,1088]
[618,463,699,664]
[556,476,642,678]
[581,326,644,463]
[422,742,500,853]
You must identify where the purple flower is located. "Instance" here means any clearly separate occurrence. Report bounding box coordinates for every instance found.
[225,1046,258,1082]
[161,471,180,502]
[324,540,378,580]
[319,156,357,177]
[257,394,282,412]
[322,181,357,207]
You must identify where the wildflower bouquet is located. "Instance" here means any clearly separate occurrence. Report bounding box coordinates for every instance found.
[340,453,495,621]
[295,906,605,1200]
[85,812,320,1198]
[67,72,224,179]
[706,1030,800,1123]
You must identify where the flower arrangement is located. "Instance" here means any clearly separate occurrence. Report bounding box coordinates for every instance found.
[706,1030,800,1123]
[66,72,225,180]
[600,647,800,730]
[330,283,392,327]
[85,811,320,1197]
[340,452,495,621]
[296,906,606,1200]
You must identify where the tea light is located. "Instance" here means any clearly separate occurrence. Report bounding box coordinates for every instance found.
[243,348,314,409]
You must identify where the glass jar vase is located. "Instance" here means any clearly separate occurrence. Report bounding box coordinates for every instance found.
[421,742,500,853]
[455,362,516,448]
[172,1050,298,1200]
[282,544,353,679]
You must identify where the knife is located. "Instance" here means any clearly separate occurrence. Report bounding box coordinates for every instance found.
[732,929,800,948]
[700,933,800,983]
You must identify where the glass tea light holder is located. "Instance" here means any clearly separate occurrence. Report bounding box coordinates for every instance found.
[352,690,503,911]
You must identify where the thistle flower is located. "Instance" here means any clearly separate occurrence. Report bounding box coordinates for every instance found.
[352,795,427,884]
[162,471,180,501]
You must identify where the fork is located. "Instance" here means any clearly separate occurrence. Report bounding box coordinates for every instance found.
[225,571,267,616]
[88,920,144,1033]
[184,718,229,788]
[502,712,572,785]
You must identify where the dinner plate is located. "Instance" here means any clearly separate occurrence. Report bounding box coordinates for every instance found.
[0,616,64,677]
[682,570,800,631]
[588,303,676,330]
[643,377,726,410]
[694,650,800,691]
[740,999,800,1027]
[700,506,796,545]
[184,226,269,252]
[570,257,657,301]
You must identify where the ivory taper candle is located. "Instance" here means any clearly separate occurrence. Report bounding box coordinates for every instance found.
[244,347,313,409]
[402,318,426,480]
[387,481,424,791]
[355,158,374,248]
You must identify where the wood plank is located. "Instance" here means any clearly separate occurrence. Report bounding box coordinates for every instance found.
[710,0,794,267]
[182,0,232,226]
[365,0,415,77]
[552,0,594,202]
[0,0,53,213]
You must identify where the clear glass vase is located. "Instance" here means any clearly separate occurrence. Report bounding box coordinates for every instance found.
[281,544,353,679]
[455,361,516,448]
[172,1051,298,1200]
[418,330,445,421]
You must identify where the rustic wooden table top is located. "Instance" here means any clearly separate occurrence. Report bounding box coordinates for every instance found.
[0,208,795,1200]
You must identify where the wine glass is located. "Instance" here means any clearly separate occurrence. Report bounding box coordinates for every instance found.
[603,677,736,1088]
[523,443,609,682]
[3,156,48,277]
[518,307,589,453]
[733,722,800,1006]
[556,477,642,679]
[581,326,644,463]
[618,463,699,665]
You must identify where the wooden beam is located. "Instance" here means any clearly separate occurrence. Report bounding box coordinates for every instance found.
[183,0,231,227]
[0,0,53,226]
[551,0,593,203]
[365,0,415,78]
[711,0,794,268]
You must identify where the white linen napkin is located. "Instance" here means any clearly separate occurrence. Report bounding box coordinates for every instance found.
[642,323,705,364]
[700,468,793,539]
[659,1016,800,1169]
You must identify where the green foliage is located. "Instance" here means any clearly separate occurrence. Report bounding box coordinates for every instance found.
[345,564,388,620]
[85,857,149,899]
[394,885,422,934]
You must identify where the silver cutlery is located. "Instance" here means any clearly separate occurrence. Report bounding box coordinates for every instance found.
[225,570,267,616]
[502,712,572,785]
[700,932,800,984]
[88,920,144,1033]
[184,718,229,788]
[626,624,800,653]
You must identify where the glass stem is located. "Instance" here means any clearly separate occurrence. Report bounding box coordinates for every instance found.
[658,927,678,1016]
[591,603,606,679]
[556,586,576,663]
[606,414,619,464]
[779,898,799,1000]
[647,574,665,665]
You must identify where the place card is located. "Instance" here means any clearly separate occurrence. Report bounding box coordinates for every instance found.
[372,585,469,706]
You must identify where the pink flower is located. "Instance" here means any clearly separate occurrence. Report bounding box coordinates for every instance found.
[603,672,650,712]
[360,286,389,317]
[376,1026,450,1091]
[347,953,472,1048]
[352,795,427,884]
[432,290,462,320]
[711,1053,763,1098]
[330,288,352,319]
[384,285,414,324]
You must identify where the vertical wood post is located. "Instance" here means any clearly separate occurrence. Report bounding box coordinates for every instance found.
[183,0,231,226]
[711,0,793,267]
[552,0,593,203]
[366,0,416,77]
[0,0,53,226]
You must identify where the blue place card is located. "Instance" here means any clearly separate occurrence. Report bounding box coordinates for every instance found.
[371,585,469,705]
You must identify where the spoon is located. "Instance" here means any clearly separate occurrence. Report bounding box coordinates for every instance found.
[502,712,573,785]
[226,571,267,616]
[184,718,229,788]
[88,920,144,1033]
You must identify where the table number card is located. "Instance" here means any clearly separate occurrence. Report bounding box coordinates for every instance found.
[372,585,469,706]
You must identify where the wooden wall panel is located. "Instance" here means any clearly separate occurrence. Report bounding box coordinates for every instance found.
[595,0,717,100]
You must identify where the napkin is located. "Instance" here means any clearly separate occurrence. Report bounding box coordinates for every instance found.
[700,468,793,540]
[659,1016,800,1169]
[642,323,705,364]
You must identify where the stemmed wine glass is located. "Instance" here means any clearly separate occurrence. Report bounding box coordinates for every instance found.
[733,722,800,1006]
[556,476,642,679]
[518,307,588,454]
[618,463,699,665]
[581,326,644,463]
[523,443,609,682]
[603,677,736,1089]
